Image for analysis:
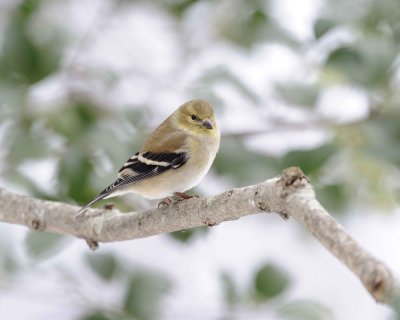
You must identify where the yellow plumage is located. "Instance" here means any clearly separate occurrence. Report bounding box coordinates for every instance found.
[77,99,220,215]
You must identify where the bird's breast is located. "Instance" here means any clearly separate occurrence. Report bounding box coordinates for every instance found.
[128,135,219,199]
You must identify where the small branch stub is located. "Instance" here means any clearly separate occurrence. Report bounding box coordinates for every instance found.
[0,168,398,307]
[85,238,99,251]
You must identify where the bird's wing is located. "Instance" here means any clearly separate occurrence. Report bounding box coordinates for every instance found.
[76,123,189,216]
[116,151,187,186]
[76,151,187,215]
[140,117,188,153]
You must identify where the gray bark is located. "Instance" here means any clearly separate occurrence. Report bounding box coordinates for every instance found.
[0,167,399,306]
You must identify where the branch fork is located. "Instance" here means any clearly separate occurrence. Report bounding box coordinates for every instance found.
[0,167,399,306]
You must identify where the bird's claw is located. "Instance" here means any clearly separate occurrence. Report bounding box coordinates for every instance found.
[158,193,199,208]
[173,192,199,200]
[158,197,173,208]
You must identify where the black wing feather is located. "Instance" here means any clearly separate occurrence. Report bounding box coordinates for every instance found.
[76,151,188,215]
[119,152,186,174]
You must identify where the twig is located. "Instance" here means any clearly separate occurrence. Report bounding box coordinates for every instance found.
[0,167,399,306]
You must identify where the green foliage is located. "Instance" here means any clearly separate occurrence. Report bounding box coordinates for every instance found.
[82,255,172,319]
[49,102,102,140]
[279,300,333,320]
[57,145,94,202]
[326,39,397,87]
[363,0,400,39]
[315,183,347,214]
[331,114,400,209]
[170,226,209,242]
[25,231,67,259]
[170,229,195,242]
[0,244,19,274]
[313,19,336,39]
[275,82,320,107]
[0,0,64,85]
[281,144,337,176]
[392,295,400,320]
[86,253,119,280]
[7,124,50,165]
[1,0,400,317]
[124,272,171,320]
[220,272,239,306]
[217,0,270,47]
[3,253,18,273]
[198,67,260,104]
[214,137,280,185]
[82,312,119,320]
[253,263,290,300]
[326,46,363,80]
[213,0,298,48]
[164,0,199,16]
[19,0,40,17]
[362,114,400,166]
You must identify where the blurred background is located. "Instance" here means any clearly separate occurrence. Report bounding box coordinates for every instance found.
[0,0,400,319]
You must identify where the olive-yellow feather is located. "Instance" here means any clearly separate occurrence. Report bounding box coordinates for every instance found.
[76,99,220,215]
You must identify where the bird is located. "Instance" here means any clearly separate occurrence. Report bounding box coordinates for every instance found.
[76,99,220,216]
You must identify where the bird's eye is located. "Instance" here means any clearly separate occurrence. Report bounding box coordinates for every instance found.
[191,115,198,121]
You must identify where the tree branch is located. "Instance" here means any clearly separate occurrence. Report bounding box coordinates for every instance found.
[0,167,399,307]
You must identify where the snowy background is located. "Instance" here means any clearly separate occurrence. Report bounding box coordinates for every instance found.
[1,0,400,319]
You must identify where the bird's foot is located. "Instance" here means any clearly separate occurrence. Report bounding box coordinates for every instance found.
[158,193,199,208]
[173,192,199,200]
[158,197,173,208]
[104,203,114,210]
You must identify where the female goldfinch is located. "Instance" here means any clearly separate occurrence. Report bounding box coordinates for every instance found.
[77,99,220,215]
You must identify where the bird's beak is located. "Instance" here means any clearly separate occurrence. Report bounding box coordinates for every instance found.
[202,118,213,130]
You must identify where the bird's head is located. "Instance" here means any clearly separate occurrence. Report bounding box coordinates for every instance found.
[174,99,219,137]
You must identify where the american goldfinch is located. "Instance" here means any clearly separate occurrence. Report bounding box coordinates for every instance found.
[77,99,220,215]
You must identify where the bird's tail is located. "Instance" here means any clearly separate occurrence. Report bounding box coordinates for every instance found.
[75,191,110,217]
[75,177,130,217]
